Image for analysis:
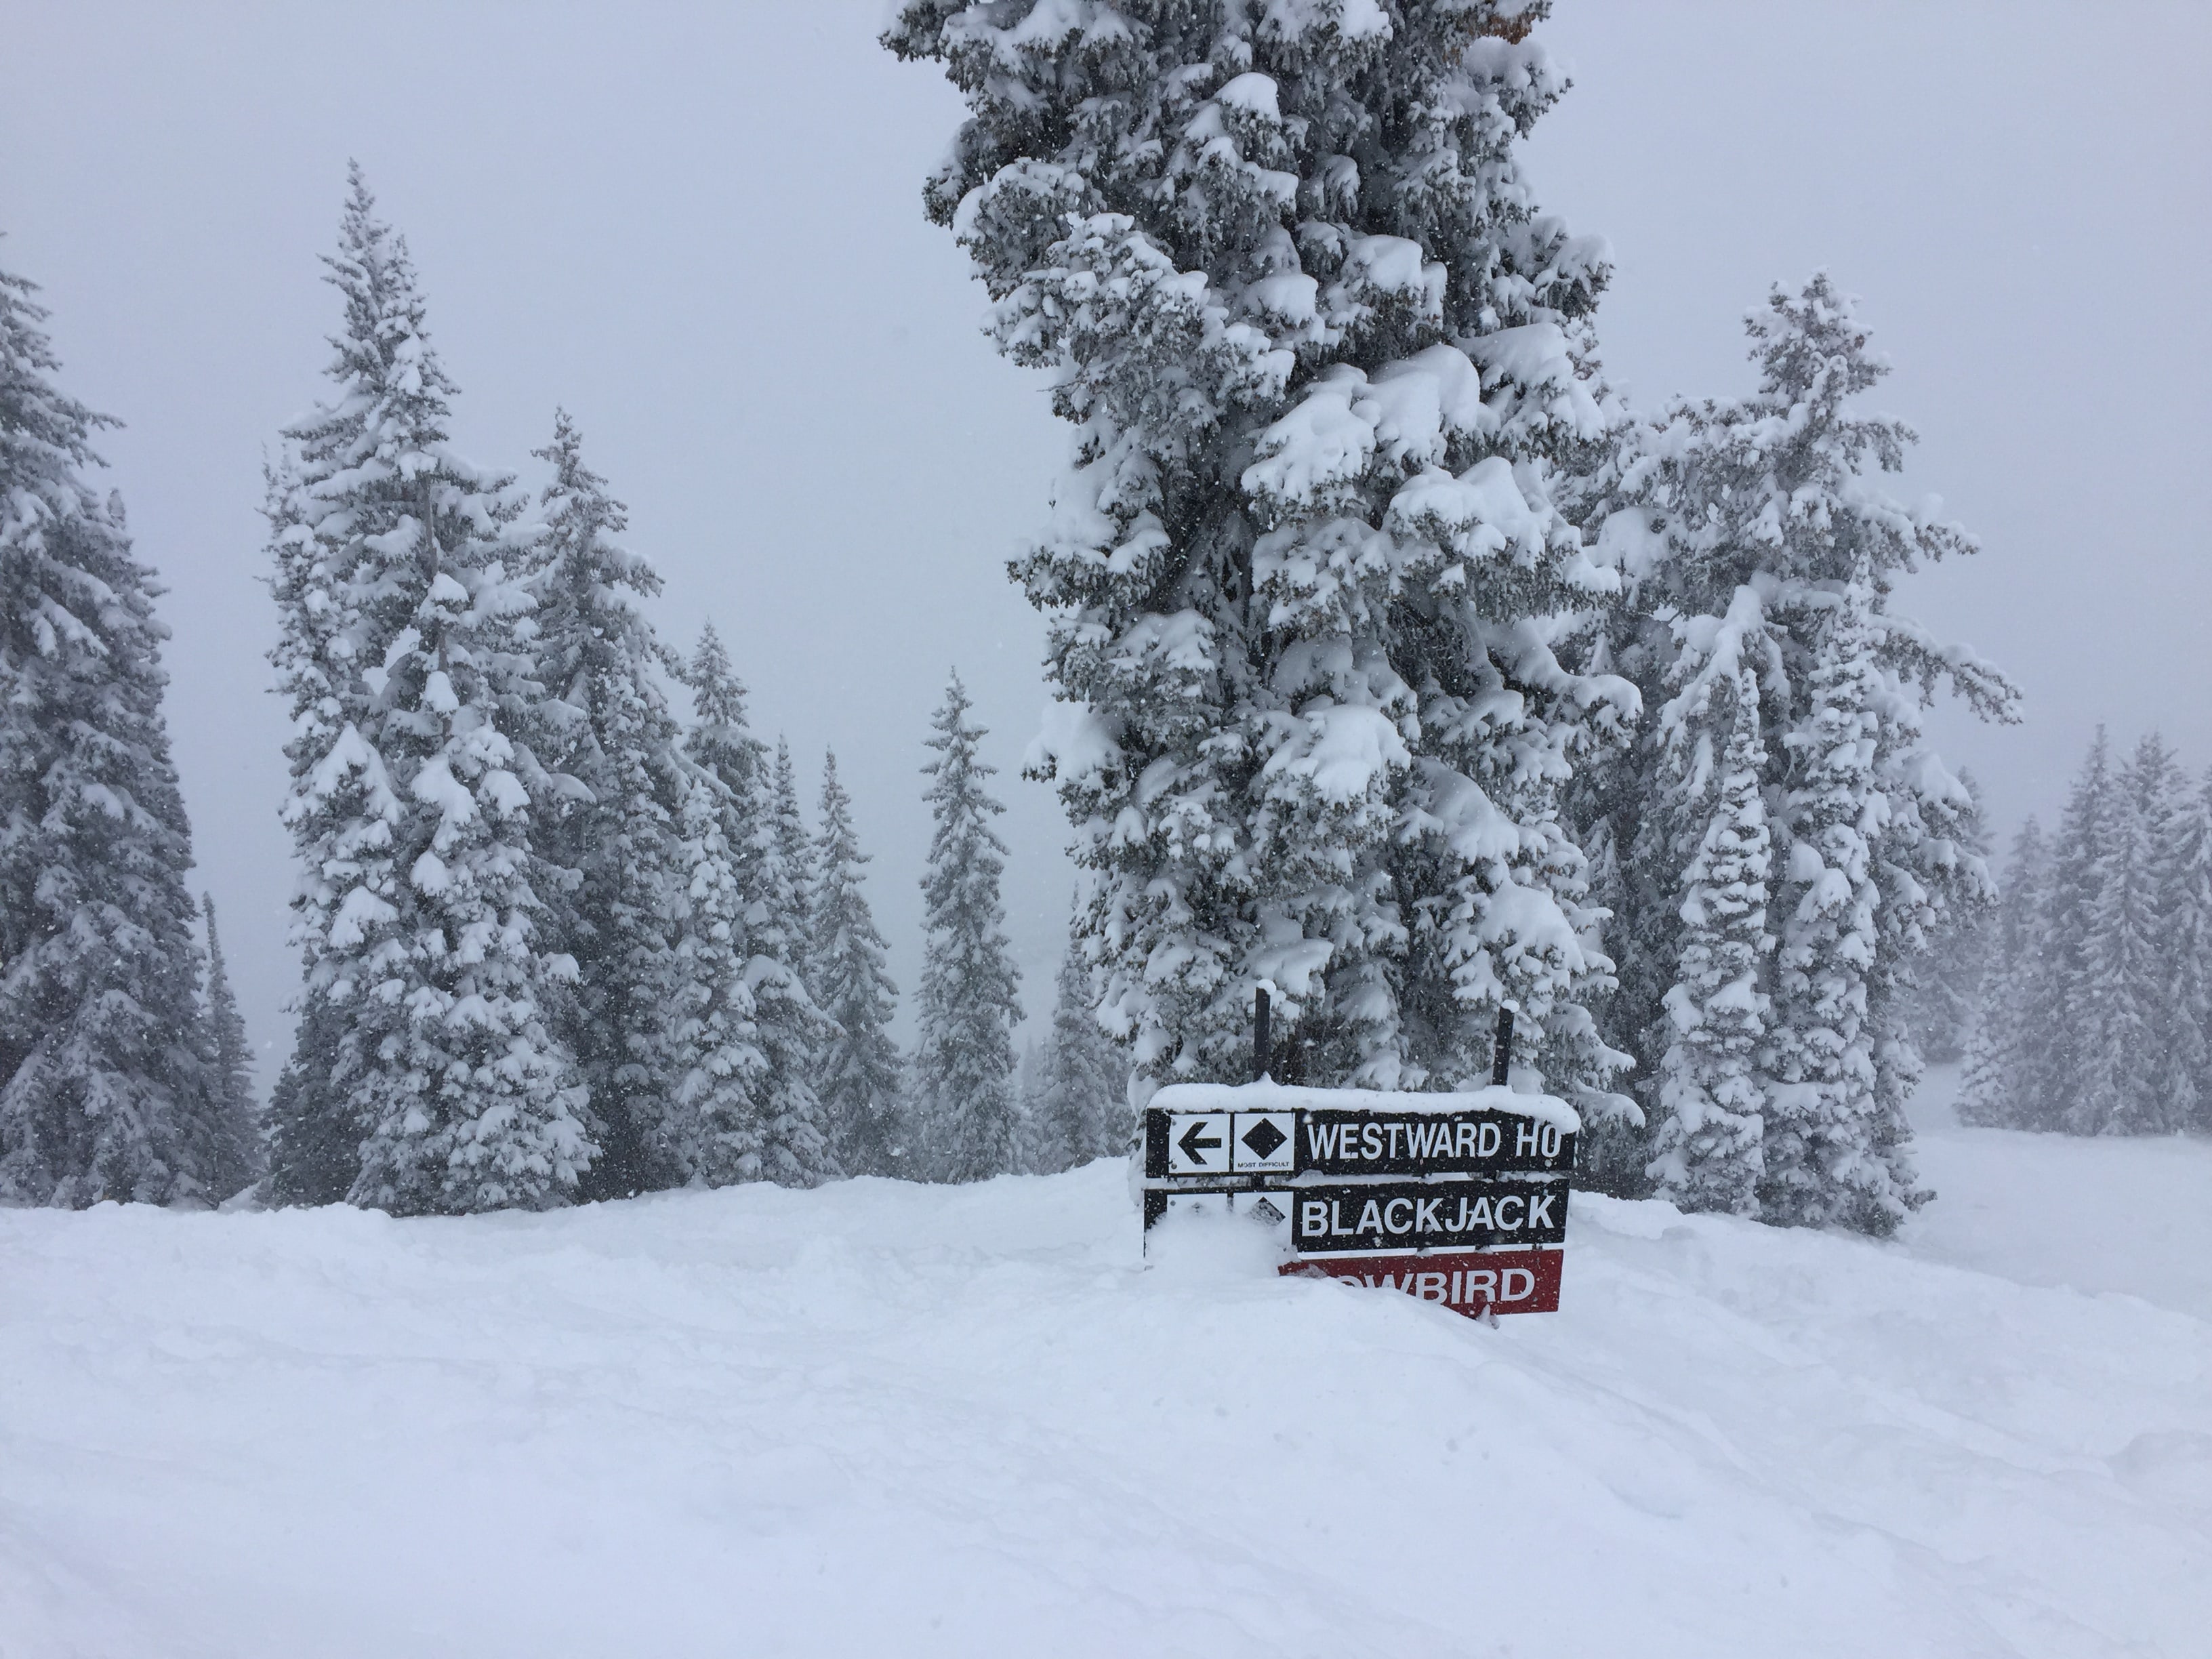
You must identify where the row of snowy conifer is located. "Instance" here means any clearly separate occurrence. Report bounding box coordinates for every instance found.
[258,173,1128,1212]
[0,257,260,1208]
[11,3,2069,1234]
[0,177,1126,1212]
[892,1,2020,1239]
[1961,731,2212,1136]
[1537,285,2014,1234]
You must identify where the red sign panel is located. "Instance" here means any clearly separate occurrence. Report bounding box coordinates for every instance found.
[1282,1246,1563,1319]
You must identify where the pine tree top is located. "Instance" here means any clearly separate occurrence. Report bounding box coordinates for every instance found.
[529,409,671,729]
[533,408,661,598]
[201,892,255,1092]
[921,672,1002,798]
[773,739,806,825]
[813,747,896,985]
[1619,276,2018,731]
[922,672,1011,879]
[0,258,115,496]
[816,750,869,869]
[771,737,816,913]
[311,163,459,448]
[684,622,764,791]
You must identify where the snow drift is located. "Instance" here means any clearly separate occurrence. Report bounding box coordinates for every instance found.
[3,1103,2207,1658]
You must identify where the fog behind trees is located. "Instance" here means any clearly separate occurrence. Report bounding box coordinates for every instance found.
[3,0,2205,1061]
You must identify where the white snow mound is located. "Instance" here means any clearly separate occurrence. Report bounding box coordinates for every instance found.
[3,1120,2207,1658]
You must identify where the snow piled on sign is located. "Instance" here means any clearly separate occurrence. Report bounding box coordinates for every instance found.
[4,1092,2208,1658]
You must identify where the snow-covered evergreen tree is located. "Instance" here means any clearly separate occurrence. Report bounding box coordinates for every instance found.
[1028,903,1129,1174]
[1586,276,2012,1232]
[912,672,1021,1182]
[262,996,351,1204]
[668,752,767,1185]
[1961,733,2212,1136]
[1012,1036,1048,1174]
[0,255,228,1207]
[197,894,262,1198]
[2034,730,2116,1128]
[1957,818,2053,1129]
[2067,735,2169,1134]
[680,628,766,855]
[753,739,836,1186]
[2153,768,2212,1134]
[1906,769,1992,1064]
[770,740,817,980]
[1643,601,1772,1216]
[810,751,903,1176]
[265,168,593,1215]
[260,454,359,1208]
[527,411,689,1196]
[677,628,836,1185]
[1761,583,1904,1229]
[888,1,1637,1105]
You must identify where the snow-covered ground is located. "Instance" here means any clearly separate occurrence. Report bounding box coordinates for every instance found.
[5,1086,2208,1658]
[1906,1065,2212,1323]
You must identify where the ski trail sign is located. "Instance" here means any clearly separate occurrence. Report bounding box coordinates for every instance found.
[1140,1080,1579,1320]
[1286,1248,1565,1316]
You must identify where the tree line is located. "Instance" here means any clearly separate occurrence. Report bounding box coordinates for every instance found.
[0,176,1126,1212]
[19,1,2136,1237]
[1961,731,2212,1136]
[0,258,260,1206]
[889,0,2023,1237]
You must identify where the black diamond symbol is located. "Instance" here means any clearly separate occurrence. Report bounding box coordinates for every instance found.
[1241,1118,1288,1159]
[1249,1197,1286,1227]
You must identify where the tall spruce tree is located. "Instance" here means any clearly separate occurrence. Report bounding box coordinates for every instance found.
[0,255,229,1207]
[1643,600,1772,1216]
[670,628,766,1183]
[1012,1036,1048,1174]
[888,1,1639,1107]
[680,629,766,872]
[1957,818,2054,1129]
[527,411,689,1195]
[677,629,836,1185]
[755,738,836,1185]
[811,751,904,1176]
[197,894,263,1197]
[1586,277,2012,1231]
[1029,903,1130,1173]
[262,992,352,1204]
[1761,584,1902,1228]
[2036,730,2116,1129]
[266,168,594,1214]
[668,754,768,1185]
[1906,769,1993,1064]
[2154,768,2212,1134]
[770,740,817,979]
[261,453,359,1207]
[913,672,1022,1182]
[2068,736,2167,1134]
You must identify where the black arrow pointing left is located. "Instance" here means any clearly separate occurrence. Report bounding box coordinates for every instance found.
[1177,1120,1224,1163]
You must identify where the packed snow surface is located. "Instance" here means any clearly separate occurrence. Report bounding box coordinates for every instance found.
[5,1094,2208,1657]
[1907,1065,2212,1323]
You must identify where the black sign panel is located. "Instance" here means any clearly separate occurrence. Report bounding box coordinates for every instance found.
[1144,1107,1576,1181]
[1288,1179,1568,1252]
[1293,1109,1573,1176]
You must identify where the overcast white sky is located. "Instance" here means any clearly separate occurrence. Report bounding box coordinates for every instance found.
[4,1,2207,1070]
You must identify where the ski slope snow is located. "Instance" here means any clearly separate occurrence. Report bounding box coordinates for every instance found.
[1905,1065,2212,1324]
[3,1099,2207,1658]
